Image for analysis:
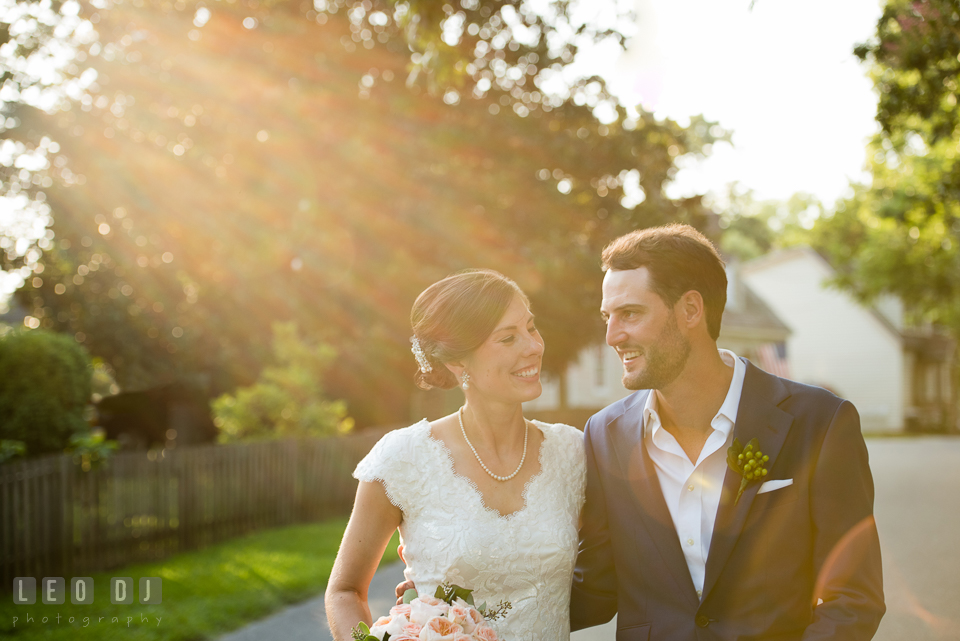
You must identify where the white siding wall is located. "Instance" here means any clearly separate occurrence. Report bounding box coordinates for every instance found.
[524,343,632,412]
[742,250,904,431]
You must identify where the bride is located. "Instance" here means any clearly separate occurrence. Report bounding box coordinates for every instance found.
[325,269,585,641]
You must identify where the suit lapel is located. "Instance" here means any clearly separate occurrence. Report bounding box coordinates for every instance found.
[609,392,701,608]
[701,361,794,600]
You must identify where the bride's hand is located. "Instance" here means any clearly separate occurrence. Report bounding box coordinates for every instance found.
[394,543,415,604]
[395,579,416,605]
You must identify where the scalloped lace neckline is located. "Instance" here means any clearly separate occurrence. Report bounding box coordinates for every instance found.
[419,419,549,520]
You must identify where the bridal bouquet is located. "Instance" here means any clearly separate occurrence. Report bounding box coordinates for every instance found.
[352,582,512,641]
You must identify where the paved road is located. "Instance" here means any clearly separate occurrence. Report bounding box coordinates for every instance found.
[220,437,960,641]
[869,437,960,641]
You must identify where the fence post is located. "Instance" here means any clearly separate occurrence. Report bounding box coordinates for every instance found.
[58,455,73,579]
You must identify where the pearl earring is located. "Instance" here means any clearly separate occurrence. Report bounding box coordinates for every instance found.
[461,371,470,390]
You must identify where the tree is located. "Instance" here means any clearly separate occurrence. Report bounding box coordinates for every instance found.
[716,185,822,261]
[812,0,960,335]
[212,322,353,441]
[810,139,960,333]
[14,1,725,425]
[0,1,99,291]
[0,327,92,455]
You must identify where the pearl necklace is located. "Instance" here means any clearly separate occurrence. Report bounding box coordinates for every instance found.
[458,407,528,482]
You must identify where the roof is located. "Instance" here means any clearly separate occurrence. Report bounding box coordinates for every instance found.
[902,328,956,362]
[741,246,905,341]
[722,278,792,336]
[719,259,791,340]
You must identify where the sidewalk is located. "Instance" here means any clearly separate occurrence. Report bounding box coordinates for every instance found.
[217,560,615,641]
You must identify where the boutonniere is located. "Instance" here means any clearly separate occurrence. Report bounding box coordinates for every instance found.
[726,437,769,505]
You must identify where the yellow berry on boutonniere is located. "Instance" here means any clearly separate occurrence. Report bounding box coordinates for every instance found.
[726,437,770,505]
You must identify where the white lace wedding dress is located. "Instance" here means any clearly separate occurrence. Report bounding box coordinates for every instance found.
[354,419,586,641]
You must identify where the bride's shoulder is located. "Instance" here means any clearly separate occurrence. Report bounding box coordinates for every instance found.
[532,422,586,492]
[532,421,585,452]
[355,420,433,483]
[370,419,432,451]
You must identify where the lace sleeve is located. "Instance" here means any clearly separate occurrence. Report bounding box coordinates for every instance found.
[554,423,587,514]
[353,424,423,513]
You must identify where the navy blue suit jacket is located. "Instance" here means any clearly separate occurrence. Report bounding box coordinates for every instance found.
[570,359,884,641]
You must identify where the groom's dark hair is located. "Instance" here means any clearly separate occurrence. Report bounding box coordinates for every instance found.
[601,224,727,341]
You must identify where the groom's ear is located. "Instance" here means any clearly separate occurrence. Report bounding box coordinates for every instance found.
[676,290,705,331]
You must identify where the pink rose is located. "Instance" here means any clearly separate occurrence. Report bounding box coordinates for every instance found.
[472,624,499,641]
[410,597,449,625]
[390,604,413,618]
[389,636,419,641]
[370,614,409,638]
[447,604,469,627]
[404,623,423,637]
[418,616,463,641]
[446,603,482,634]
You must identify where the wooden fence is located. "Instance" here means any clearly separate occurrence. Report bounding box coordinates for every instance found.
[0,429,388,588]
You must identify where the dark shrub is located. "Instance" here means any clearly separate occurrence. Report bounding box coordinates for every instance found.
[0,329,92,456]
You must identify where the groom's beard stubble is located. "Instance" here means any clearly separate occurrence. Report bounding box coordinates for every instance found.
[621,316,692,391]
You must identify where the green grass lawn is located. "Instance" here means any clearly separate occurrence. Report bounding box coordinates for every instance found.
[1,519,400,641]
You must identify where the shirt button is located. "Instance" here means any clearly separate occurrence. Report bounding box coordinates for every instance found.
[696,615,710,628]
[687,484,695,492]
[697,589,703,598]
[686,538,695,546]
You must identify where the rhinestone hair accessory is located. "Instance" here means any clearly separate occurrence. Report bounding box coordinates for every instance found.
[410,336,432,373]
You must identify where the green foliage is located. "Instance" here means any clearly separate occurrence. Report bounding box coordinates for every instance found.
[316,0,629,103]
[213,323,353,441]
[0,328,92,456]
[812,0,960,335]
[855,0,960,144]
[0,1,99,276]
[0,439,26,463]
[66,429,118,471]
[717,186,822,261]
[810,142,960,333]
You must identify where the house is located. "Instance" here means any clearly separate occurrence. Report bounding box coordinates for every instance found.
[522,266,792,426]
[0,299,28,332]
[96,383,218,449]
[741,246,957,433]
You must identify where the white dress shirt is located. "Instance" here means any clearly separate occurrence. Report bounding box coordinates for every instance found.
[642,349,746,598]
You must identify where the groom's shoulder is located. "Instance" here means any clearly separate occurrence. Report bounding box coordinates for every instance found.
[776,373,847,412]
[753,363,852,424]
[586,390,649,429]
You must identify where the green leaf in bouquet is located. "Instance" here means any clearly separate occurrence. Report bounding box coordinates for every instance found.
[482,599,513,622]
[435,581,477,605]
[350,622,372,641]
[382,633,391,641]
[402,588,418,604]
[452,585,475,606]
[477,601,487,612]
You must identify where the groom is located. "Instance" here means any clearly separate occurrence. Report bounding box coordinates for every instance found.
[570,224,885,639]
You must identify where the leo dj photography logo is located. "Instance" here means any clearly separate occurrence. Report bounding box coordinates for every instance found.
[11,577,163,630]
[12,576,162,605]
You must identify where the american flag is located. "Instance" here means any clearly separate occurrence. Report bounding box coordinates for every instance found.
[757,342,790,378]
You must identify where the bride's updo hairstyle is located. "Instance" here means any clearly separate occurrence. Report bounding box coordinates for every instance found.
[410,269,530,390]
